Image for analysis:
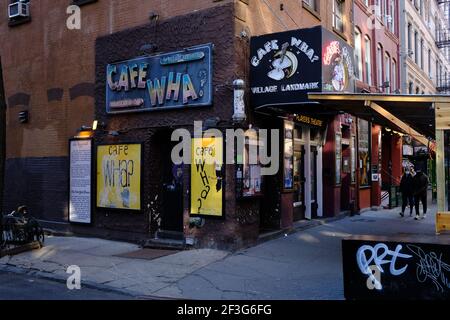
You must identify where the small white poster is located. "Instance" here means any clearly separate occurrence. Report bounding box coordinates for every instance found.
[69,139,92,224]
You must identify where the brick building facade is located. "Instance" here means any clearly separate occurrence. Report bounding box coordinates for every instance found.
[0,0,408,250]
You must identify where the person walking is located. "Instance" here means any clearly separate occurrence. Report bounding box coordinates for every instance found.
[412,168,429,220]
[399,169,414,217]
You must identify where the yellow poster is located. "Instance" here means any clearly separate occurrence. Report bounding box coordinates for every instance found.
[97,144,141,210]
[190,137,223,216]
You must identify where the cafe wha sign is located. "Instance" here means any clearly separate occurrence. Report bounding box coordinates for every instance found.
[250,26,355,109]
[106,44,213,114]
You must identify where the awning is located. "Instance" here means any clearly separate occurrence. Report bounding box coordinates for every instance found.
[306,93,446,145]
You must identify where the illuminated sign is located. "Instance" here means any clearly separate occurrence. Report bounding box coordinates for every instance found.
[249,26,355,108]
[106,44,212,114]
[321,29,355,93]
[294,114,324,127]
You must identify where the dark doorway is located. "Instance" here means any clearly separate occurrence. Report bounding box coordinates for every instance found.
[310,146,318,218]
[293,143,305,221]
[0,58,6,212]
[155,130,184,235]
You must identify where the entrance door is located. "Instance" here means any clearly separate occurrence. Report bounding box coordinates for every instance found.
[310,146,318,218]
[341,145,351,211]
[293,144,305,221]
[0,57,5,212]
[158,131,184,234]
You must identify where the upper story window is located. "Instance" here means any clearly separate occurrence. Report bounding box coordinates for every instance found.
[407,23,412,54]
[303,0,319,13]
[377,44,383,88]
[365,36,373,85]
[392,59,397,92]
[333,0,345,34]
[420,38,424,70]
[8,0,31,27]
[414,31,419,64]
[384,52,391,93]
[389,0,396,34]
[354,28,363,81]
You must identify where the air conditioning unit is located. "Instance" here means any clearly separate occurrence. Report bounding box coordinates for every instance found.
[8,1,29,19]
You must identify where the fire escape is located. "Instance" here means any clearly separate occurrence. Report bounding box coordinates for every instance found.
[436,0,450,93]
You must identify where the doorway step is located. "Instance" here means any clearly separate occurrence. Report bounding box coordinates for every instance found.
[143,230,186,250]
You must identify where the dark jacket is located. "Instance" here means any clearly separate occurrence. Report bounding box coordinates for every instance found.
[399,173,413,195]
[412,172,429,197]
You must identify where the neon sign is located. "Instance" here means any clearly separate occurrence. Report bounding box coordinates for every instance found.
[323,41,341,65]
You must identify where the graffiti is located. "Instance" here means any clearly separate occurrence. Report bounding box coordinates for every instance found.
[357,243,413,290]
[407,245,450,292]
[149,195,161,232]
[236,206,258,225]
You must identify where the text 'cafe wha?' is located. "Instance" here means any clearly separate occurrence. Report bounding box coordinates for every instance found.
[105,44,213,114]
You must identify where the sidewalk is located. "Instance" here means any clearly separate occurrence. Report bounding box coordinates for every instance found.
[1,205,448,299]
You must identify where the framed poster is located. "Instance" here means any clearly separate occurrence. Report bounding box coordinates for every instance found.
[191,137,224,217]
[284,121,294,190]
[96,143,142,211]
[69,139,92,224]
[358,118,371,187]
[242,138,263,197]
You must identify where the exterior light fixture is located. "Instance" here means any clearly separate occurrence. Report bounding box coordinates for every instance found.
[232,79,246,123]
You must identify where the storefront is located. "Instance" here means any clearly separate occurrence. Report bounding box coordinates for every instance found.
[249,26,357,227]
[66,5,269,250]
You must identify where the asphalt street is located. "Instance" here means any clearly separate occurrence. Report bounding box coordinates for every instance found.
[0,270,134,300]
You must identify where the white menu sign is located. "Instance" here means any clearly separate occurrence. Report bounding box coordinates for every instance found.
[69,139,92,224]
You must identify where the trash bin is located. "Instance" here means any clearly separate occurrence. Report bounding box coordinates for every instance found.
[389,185,399,208]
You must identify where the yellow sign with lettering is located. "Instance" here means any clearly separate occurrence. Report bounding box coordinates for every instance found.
[97,144,141,210]
[190,137,223,216]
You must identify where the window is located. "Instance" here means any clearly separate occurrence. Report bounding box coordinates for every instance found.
[377,44,383,89]
[428,49,432,78]
[414,31,418,64]
[407,23,412,54]
[303,0,318,12]
[355,28,363,80]
[389,0,396,33]
[385,53,391,93]
[383,0,388,23]
[392,59,397,92]
[8,0,31,27]
[72,0,98,5]
[333,0,345,33]
[365,36,372,85]
[420,39,424,70]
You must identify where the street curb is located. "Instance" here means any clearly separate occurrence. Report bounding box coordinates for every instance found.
[0,264,179,300]
[256,212,350,246]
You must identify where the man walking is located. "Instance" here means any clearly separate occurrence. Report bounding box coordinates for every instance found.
[399,168,414,217]
[412,168,429,220]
